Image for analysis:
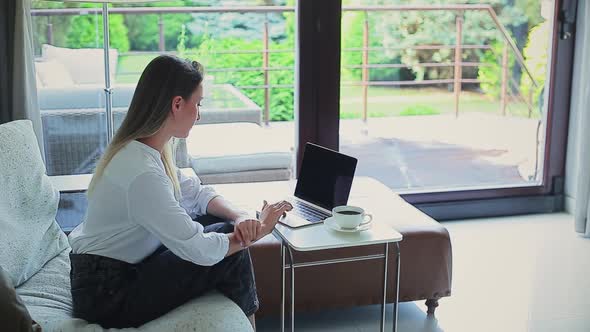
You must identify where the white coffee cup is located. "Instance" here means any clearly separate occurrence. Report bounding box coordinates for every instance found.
[331,205,373,229]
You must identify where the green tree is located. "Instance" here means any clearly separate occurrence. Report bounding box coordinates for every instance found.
[368,0,529,82]
[341,10,410,82]
[122,0,198,52]
[66,13,129,52]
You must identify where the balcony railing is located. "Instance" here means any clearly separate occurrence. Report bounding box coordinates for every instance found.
[32,4,539,124]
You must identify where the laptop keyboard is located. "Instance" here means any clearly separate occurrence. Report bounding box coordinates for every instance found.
[288,200,331,223]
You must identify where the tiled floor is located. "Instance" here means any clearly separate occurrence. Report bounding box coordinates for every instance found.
[257,213,590,332]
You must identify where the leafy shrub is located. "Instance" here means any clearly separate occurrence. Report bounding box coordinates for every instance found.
[519,21,549,109]
[179,23,295,121]
[477,41,515,99]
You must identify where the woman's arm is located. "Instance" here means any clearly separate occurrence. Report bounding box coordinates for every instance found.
[212,198,293,254]
[225,233,248,257]
[177,169,219,218]
[128,172,230,266]
[205,196,251,223]
[206,196,262,247]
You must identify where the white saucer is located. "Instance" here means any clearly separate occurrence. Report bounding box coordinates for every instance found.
[324,217,372,233]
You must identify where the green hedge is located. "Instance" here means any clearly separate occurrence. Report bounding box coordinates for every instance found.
[179,22,295,121]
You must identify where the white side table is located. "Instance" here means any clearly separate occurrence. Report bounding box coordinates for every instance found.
[274,218,403,332]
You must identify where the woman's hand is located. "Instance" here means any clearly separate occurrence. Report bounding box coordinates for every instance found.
[257,200,293,239]
[234,215,261,247]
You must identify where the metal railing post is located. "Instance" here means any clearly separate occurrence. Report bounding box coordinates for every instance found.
[263,13,270,126]
[46,16,53,45]
[528,89,533,118]
[453,11,463,118]
[500,42,509,116]
[158,14,165,52]
[362,11,369,124]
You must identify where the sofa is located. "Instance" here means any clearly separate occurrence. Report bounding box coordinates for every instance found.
[208,180,453,317]
[0,120,253,331]
[35,44,293,184]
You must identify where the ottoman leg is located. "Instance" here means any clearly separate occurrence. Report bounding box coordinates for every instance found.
[425,298,439,315]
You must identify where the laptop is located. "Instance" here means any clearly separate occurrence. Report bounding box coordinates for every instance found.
[279,143,358,228]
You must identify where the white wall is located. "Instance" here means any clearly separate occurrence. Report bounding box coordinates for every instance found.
[564,0,589,213]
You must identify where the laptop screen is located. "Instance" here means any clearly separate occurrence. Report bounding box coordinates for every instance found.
[294,143,358,210]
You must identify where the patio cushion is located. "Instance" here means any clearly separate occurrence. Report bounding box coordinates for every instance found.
[35,60,75,87]
[191,152,292,175]
[186,122,293,178]
[197,169,292,185]
[41,44,117,85]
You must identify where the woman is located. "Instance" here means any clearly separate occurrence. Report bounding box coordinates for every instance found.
[68,55,292,329]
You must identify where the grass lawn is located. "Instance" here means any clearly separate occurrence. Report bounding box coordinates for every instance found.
[116,54,159,84]
[339,86,539,119]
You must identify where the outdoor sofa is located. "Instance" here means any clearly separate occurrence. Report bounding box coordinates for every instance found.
[36,44,293,183]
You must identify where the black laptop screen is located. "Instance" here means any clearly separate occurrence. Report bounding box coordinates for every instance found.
[294,143,358,210]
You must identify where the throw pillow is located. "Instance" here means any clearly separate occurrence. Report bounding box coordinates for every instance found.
[0,120,69,287]
[42,44,118,85]
[35,60,75,87]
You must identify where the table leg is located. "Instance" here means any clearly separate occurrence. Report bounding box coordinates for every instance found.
[281,242,285,332]
[381,243,389,332]
[287,245,295,332]
[393,242,400,332]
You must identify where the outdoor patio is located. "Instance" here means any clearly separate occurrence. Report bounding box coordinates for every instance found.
[262,112,542,193]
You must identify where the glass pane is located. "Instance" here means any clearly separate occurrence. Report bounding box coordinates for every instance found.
[33,1,113,230]
[147,1,296,186]
[33,1,109,177]
[340,0,554,193]
[33,1,296,229]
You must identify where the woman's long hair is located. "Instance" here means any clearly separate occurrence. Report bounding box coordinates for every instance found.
[88,55,204,199]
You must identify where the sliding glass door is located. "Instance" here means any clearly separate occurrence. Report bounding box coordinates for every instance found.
[339,0,555,194]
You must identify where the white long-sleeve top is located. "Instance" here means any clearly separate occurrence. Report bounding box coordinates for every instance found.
[68,140,229,266]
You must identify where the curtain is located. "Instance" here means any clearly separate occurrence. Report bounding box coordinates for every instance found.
[572,0,590,237]
[0,0,44,157]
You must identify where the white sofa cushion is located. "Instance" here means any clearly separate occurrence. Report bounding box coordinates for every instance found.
[42,44,118,85]
[0,120,69,287]
[40,291,252,332]
[17,249,253,332]
[17,249,73,325]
